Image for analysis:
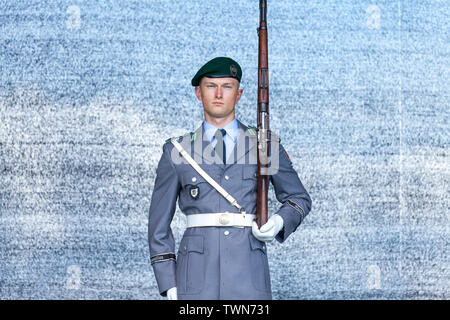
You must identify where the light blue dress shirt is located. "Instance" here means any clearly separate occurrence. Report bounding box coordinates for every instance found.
[203,119,239,162]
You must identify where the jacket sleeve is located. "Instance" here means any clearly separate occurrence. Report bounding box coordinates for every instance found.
[148,142,180,296]
[270,143,312,243]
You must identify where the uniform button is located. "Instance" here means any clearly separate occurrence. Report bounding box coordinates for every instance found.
[224,231,230,236]
[192,177,197,182]
[224,175,229,180]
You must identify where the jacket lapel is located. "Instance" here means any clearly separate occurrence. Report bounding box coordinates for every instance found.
[229,120,257,165]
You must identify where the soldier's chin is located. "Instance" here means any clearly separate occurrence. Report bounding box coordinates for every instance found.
[207,109,232,119]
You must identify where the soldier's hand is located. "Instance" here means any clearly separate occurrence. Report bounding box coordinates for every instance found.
[251,214,284,242]
[167,287,178,300]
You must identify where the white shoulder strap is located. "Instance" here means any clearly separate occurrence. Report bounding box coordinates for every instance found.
[171,140,246,215]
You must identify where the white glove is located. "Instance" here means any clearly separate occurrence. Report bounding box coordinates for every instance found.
[252,214,284,242]
[167,287,177,300]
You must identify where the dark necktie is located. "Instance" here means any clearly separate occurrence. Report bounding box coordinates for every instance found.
[214,129,227,164]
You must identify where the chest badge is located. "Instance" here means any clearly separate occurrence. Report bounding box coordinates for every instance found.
[189,185,199,199]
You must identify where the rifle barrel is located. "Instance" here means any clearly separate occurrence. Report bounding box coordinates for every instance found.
[256,0,269,228]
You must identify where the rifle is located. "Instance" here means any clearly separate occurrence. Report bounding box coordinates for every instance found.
[256,0,269,228]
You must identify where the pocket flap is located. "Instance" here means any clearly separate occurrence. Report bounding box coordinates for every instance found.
[179,235,204,254]
[242,166,257,180]
[249,234,266,252]
[180,172,206,187]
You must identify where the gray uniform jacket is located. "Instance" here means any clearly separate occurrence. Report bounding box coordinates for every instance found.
[148,120,312,300]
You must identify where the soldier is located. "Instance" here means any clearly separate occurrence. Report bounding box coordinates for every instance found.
[148,57,312,300]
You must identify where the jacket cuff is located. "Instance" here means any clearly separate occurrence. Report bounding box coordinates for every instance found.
[151,259,177,296]
[275,201,306,243]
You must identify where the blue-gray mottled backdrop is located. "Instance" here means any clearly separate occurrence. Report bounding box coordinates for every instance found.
[0,0,448,299]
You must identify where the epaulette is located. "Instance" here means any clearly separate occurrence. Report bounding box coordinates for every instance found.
[165,131,198,144]
[165,136,182,144]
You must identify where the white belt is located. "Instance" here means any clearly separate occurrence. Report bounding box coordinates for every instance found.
[186,213,256,228]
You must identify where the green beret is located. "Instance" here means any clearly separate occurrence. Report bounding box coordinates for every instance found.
[191,57,242,86]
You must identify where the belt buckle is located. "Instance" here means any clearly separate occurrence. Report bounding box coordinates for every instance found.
[219,213,231,226]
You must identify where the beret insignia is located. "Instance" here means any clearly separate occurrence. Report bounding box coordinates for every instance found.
[230,64,238,77]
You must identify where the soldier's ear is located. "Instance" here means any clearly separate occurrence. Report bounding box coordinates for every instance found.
[195,86,202,101]
[235,88,243,103]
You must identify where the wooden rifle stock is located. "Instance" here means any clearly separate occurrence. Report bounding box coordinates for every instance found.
[256,0,269,228]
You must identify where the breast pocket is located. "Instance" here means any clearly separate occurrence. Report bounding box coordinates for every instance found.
[242,165,257,184]
[176,235,205,295]
[180,172,209,202]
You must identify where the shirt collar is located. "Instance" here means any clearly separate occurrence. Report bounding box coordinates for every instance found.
[203,119,239,143]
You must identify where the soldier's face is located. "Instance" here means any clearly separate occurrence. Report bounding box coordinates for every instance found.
[195,77,243,122]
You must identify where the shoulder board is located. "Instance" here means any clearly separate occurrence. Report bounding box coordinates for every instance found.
[165,136,182,144]
[165,131,198,144]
